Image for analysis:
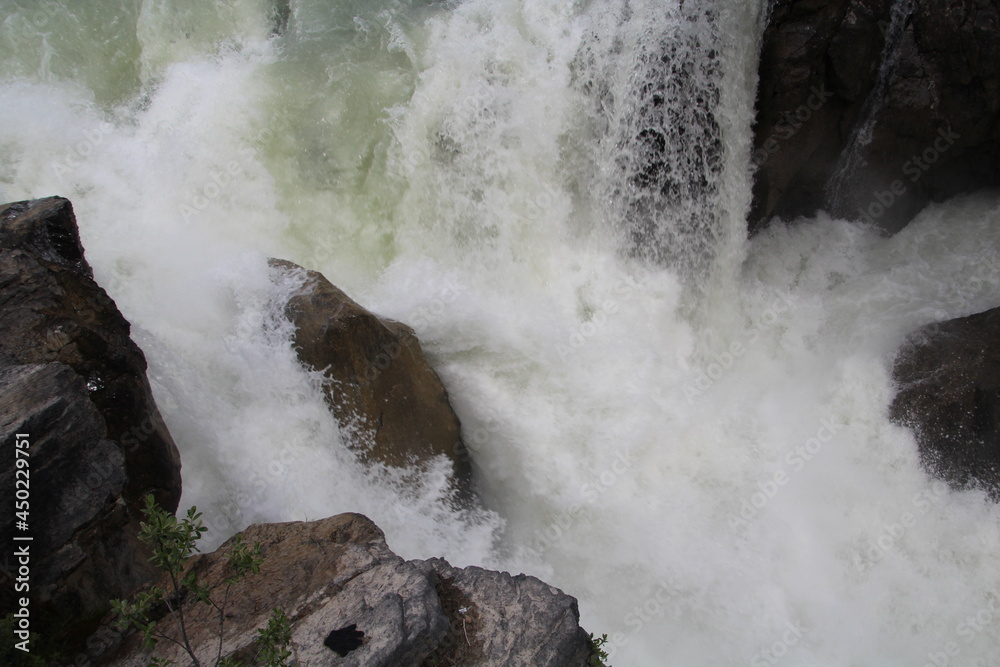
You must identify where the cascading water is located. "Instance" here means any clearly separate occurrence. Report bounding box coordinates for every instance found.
[826,0,917,217]
[2,1,999,665]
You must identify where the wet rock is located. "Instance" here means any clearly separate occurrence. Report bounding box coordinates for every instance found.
[0,197,181,652]
[97,513,595,667]
[268,258,472,492]
[890,307,1000,499]
[751,0,1000,234]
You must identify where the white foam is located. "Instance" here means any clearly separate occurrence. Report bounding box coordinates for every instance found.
[1,1,999,665]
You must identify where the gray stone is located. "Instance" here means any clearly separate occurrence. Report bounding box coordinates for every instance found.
[419,558,594,667]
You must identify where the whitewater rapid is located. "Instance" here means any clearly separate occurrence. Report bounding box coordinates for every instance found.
[2,0,999,664]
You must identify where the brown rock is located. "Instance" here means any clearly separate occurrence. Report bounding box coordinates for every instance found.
[890,307,1000,499]
[268,258,471,490]
[96,514,594,667]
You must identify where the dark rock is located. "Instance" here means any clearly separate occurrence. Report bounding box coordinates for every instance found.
[0,197,181,511]
[268,258,472,492]
[0,197,181,654]
[750,0,891,232]
[96,513,595,667]
[751,0,1000,234]
[890,307,1000,499]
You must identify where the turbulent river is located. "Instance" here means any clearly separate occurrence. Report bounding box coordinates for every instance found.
[2,1,1000,664]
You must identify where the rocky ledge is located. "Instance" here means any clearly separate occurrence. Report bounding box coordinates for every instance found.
[91,513,593,666]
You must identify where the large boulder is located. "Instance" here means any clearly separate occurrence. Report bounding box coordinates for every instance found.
[889,307,1000,499]
[751,0,1000,234]
[94,513,595,667]
[268,258,472,492]
[0,197,181,653]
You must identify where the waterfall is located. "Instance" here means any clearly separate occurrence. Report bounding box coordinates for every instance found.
[1,1,998,664]
[826,0,917,218]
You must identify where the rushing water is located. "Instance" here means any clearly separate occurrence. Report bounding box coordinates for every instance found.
[3,1,1000,665]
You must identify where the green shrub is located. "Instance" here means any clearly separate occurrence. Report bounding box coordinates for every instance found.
[111,495,292,667]
[588,632,612,667]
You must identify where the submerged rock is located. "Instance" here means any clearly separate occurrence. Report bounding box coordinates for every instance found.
[0,197,181,652]
[890,307,1000,499]
[268,258,472,492]
[752,0,1000,234]
[97,513,594,667]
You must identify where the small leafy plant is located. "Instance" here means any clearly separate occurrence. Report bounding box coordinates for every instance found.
[111,495,292,666]
[588,632,612,667]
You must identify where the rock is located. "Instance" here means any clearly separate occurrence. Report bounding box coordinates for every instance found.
[889,307,1000,499]
[268,258,472,491]
[750,0,888,232]
[419,559,594,667]
[0,197,181,510]
[0,197,181,653]
[751,0,1000,234]
[96,513,595,667]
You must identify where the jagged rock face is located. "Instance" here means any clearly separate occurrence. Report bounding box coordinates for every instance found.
[97,513,594,667]
[890,307,1000,499]
[420,558,595,667]
[268,258,472,491]
[0,362,160,655]
[751,0,1000,234]
[751,0,889,231]
[0,197,181,652]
